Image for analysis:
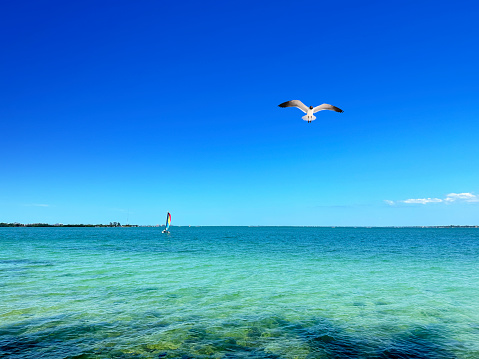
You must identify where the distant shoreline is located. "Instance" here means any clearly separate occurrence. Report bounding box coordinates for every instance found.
[1,223,477,228]
[0,222,140,228]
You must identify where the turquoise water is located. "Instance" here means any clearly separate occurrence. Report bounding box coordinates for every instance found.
[1,227,479,358]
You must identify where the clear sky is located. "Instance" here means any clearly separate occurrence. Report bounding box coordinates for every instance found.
[1,0,478,226]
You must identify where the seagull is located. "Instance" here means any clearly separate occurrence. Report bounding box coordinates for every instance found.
[278,100,343,123]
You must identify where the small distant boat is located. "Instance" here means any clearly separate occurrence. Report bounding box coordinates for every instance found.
[162,212,171,234]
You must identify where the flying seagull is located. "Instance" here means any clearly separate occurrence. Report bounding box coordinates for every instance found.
[278,100,343,123]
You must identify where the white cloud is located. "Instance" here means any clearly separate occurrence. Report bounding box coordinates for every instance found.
[445,193,479,203]
[386,192,479,205]
[402,198,443,204]
[25,204,49,207]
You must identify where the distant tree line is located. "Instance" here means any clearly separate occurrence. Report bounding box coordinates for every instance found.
[0,222,138,227]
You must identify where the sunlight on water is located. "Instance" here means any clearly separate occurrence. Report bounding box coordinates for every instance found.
[1,227,479,358]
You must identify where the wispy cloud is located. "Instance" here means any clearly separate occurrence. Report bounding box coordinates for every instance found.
[24,204,49,207]
[385,192,478,205]
[403,198,443,204]
[444,192,479,203]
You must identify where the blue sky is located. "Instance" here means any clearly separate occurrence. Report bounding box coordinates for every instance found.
[1,0,478,226]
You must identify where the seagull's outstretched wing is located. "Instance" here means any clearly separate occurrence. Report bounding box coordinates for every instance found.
[312,104,343,113]
[278,100,309,113]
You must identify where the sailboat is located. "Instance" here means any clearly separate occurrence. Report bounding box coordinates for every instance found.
[162,212,171,234]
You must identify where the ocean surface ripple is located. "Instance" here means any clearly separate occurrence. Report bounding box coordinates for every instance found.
[1,227,479,358]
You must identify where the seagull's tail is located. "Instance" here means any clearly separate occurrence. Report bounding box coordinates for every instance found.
[302,115,316,122]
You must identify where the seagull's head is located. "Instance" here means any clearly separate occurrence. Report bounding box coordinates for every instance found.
[309,106,313,109]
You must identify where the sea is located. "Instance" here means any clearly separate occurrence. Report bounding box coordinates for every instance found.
[1,227,479,358]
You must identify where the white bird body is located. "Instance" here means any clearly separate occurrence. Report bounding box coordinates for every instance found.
[302,109,316,122]
[278,100,343,123]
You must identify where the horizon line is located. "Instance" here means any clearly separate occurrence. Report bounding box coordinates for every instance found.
[1,223,478,228]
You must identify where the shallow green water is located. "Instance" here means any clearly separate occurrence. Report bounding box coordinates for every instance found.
[1,227,479,358]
